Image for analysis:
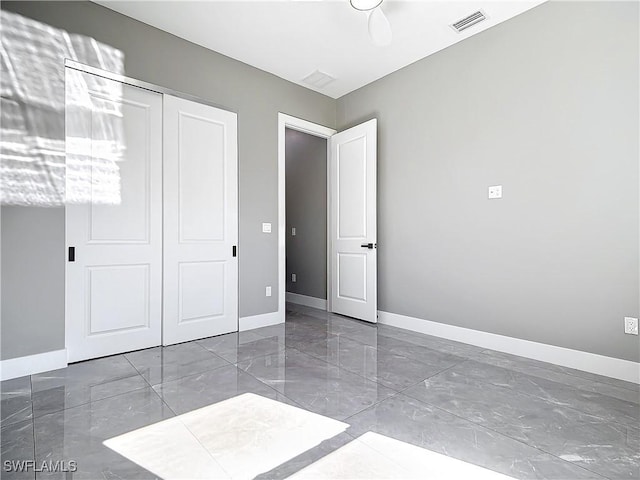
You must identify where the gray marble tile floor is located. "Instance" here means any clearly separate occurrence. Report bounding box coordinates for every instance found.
[1,303,638,479]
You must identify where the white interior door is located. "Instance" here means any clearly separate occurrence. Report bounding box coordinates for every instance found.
[163,95,238,345]
[65,69,163,362]
[329,119,377,323]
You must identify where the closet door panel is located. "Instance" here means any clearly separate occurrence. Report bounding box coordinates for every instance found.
[65,69,163,362]
[163,95,238,345]
[178,113,226,242]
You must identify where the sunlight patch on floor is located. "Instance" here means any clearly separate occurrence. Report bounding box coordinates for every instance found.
[288,432,516,480]
[104,393,348,479]
[105,415,225,479]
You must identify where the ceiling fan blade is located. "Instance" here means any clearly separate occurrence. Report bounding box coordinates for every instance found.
[367,6,392,46]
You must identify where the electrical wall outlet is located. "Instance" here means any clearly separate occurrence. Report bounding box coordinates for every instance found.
[488,185,502,199]
[624,317,638,335]
[291,273,297,283]
[265,286,272,297]
[262,223,272,233]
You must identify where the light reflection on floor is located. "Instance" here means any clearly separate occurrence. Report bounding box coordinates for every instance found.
[105,392,515,480]
[289,431,515,480]
[104,393,348,480]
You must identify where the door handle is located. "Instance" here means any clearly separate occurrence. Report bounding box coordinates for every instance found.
[68,247,75,262]
[360,243,376,249]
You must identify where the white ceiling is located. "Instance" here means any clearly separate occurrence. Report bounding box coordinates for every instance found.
[95,0,545,99]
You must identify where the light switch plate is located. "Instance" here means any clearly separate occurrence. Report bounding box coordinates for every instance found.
[488,185,502,199]
[262,223,272,233]
[292,273,297,283]
[291,227,296,236]
[265,286,272,297]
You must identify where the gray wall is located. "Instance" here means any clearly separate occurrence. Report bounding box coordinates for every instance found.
[1,207,66,359]
[3,0,638,365]
[337,1,639,362]
[285,129,327,300]
[0,1,335,360]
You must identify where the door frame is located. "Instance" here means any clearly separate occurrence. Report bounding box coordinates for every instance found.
[277,113,336,319]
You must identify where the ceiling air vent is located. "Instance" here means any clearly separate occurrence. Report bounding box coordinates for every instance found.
[451,10,487,33]
[302,70,336,89]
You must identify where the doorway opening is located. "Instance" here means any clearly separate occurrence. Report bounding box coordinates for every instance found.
[277,114,336,321]
[278,113,378,324]
[285,128,328,310]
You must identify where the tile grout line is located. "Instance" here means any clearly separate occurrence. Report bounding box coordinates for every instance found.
[430,357,640,430]
[336,360,473,425]
[395,359,470,396]
[294,303,638,392]
[326,322,639,417]
[227,345,310,410]
[246,313,474,394]
[246,314,639,426]
[123,345,234,391]
[147,379,179,418]
[194,341,242,370]
[290,342,434,394]
[282,345,397,396]
[299,303,638,394]
[469,350,640,405]
[286,331,472,393]
[235,365,308,411]
[29,384,152,422]
[145,340,301,412]
[340,389,406,425]
[197,338,287,370]
[29,364,154,421]
[121,353,155,389]
[232,344,397,419]
[537,360,640,393]
[172,412,234,478]
[123,349,188,417]
[475,349,640,394]
[213,345,315,412]
[340,387,609,480]
[401,390,612,480]
[337,329,472,368]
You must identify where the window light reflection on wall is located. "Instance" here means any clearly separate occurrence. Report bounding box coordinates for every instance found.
[0,11,125,207]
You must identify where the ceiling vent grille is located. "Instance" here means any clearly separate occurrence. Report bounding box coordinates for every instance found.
[302,70,336,89]
[451,11,487,33]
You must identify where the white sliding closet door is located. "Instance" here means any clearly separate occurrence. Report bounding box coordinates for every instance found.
[163,95,238,345]
[65,69,163,362]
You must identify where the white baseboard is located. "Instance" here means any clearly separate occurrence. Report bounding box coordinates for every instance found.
[0,349,68,381]
[377,311,640,385]
[286,292,327,311]
[239,311,284,332]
